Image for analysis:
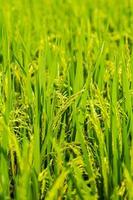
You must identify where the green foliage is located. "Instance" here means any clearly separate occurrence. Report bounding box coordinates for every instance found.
[0,0,133,199]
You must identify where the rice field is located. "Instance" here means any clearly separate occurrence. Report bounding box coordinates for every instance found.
[0,0,133,199]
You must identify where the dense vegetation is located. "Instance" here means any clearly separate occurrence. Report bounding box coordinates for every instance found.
[0,0,133,199]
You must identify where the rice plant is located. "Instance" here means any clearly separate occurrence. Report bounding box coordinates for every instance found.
[0,0,133,199]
